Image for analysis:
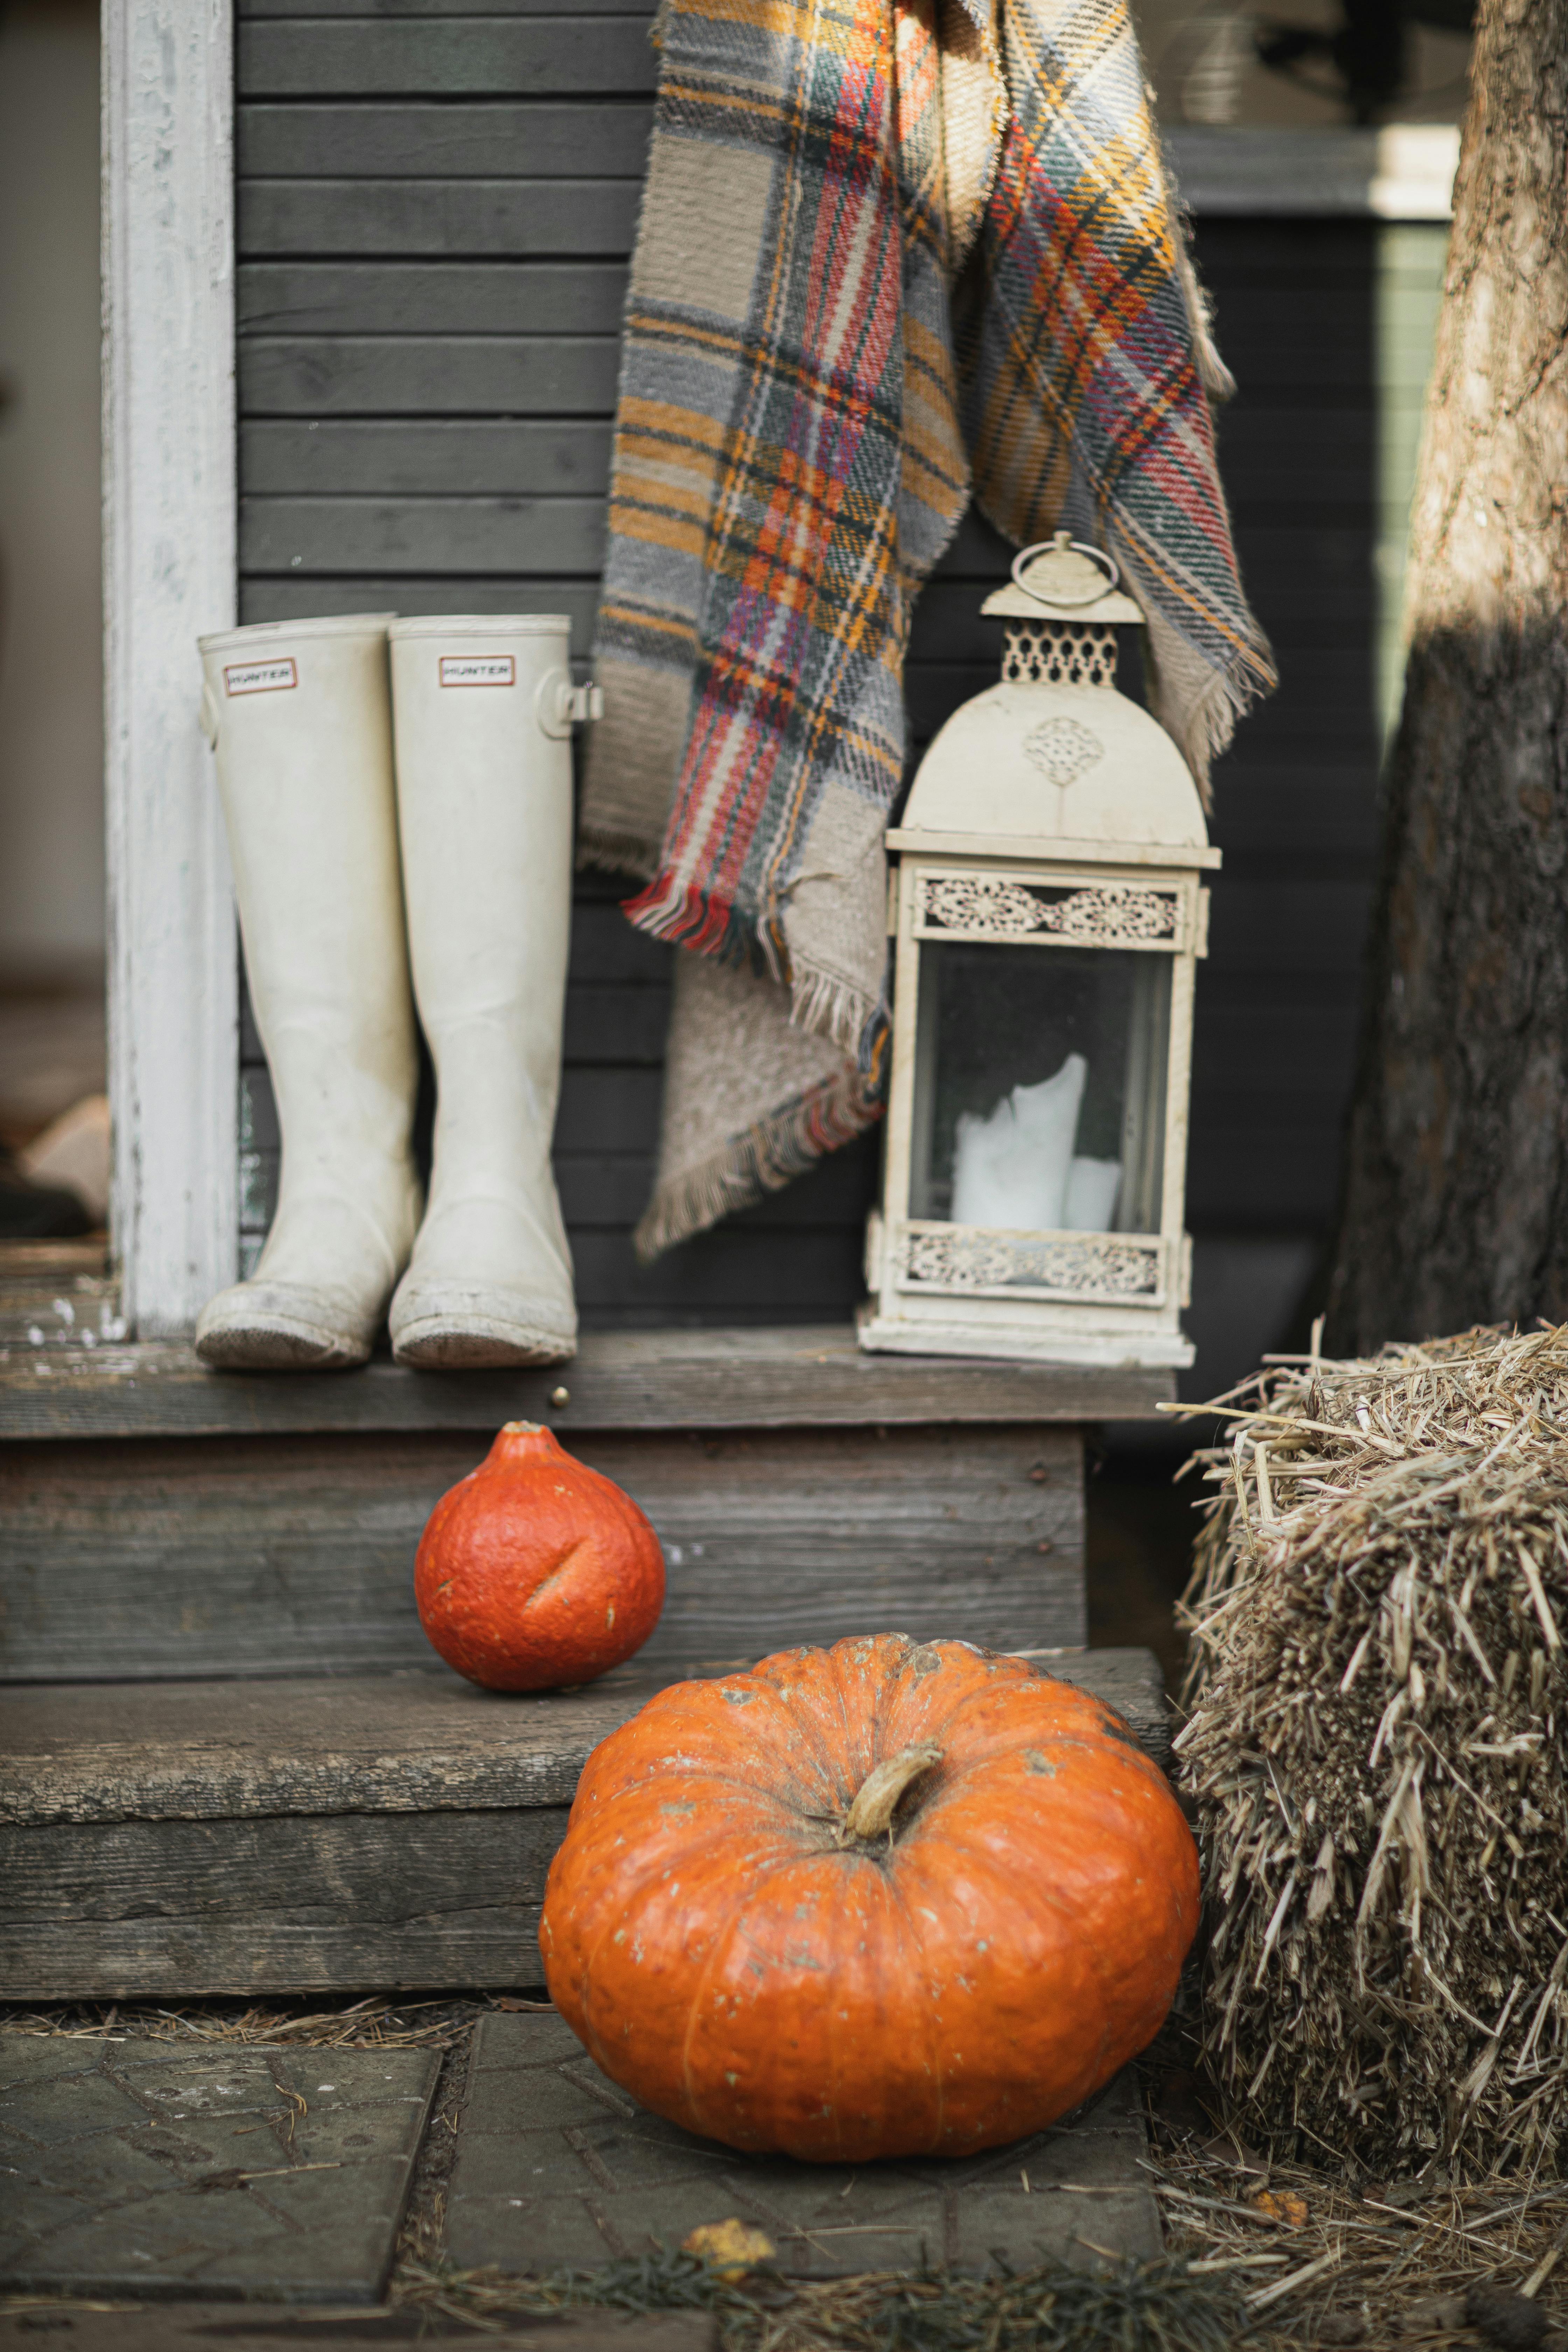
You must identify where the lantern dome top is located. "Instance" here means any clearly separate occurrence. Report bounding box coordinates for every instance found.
[892,541,1217,866]
[980,533,1144,625]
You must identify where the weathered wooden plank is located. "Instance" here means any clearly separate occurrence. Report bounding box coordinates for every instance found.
[559,1156,654,1226]
[927,510,1379,619]
[239,100,653,179]
[1193,1008,1359,1091]
[0,1427,1086,1680]
[0,1268,122,1350]
[1226,535,1379,622]
[238,19,658,98]
[0,1239,108,1283]
[1195,216,1376,271]
[239,180,640,259]
[238,263,627,338]
[0,1327,1166,1446]
[241,495,606,576]
[237,1062,667,1160]
[238,578,601,644]
[239,334,621,417]
[553,1139,879,1230]
[241,418,612,500]
[1188,1128,1346,1226]
[0,1673,650,1823]
[0,1649,1162,1997]
[1204,879,1374,970]
[0,1808,567,1996]
[227,1146,870,1251]
[0,1651,1165,1825]
[1214,407,1376,477]
[0,2312,712,2352]
[562,983,668,1065]
[561,1229,873,1314]
[551,1065,659,1154]
[1208,770,1381,860]
[926,508,1014,580]
[180,1153,877,1287]
[1188,322,1376,390]
[567,901,674,983]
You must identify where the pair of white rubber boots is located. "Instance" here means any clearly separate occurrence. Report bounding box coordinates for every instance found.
[195,612,590,1373]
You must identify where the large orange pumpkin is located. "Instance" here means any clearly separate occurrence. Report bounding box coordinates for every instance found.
[539,1632,1198,2161]
[415,1421,664,1690]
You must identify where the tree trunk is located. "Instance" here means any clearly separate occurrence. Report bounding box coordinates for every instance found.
[1326,0,1568,1354]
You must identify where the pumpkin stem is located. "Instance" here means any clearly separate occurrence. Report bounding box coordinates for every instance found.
[838,1743,943,1846]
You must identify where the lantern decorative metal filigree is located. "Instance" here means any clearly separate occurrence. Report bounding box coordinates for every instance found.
[859,534,1218,1367]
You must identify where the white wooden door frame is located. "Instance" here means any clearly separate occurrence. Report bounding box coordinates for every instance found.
[103,0,239,1337]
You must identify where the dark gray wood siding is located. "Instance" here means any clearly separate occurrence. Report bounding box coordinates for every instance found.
[235,7,1381,1330]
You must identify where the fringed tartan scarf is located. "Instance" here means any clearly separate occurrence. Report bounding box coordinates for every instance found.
[581,0,1273,1260]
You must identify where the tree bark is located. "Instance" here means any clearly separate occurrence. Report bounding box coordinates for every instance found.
[1326,0,1568,1353]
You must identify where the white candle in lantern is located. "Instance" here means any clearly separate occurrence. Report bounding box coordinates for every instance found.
[951,1053,1086,1230]
[1064,1155,1121,1231]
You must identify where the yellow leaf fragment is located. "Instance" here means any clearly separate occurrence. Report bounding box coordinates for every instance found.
[1251,2189,1309,2227]
[682,2217,775,2281]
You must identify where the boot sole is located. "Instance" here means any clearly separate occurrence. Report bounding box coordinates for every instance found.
[391,1314,574,1371]
[195,1318,371,1372]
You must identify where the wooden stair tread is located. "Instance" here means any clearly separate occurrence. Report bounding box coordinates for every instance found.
[1,1650,1169,1998]
[0,1322,1174,1441]
[2,1422,1088,1684]
[1,1649,1169,1827]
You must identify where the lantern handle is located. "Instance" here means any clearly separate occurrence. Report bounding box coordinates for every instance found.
[1009,532,1121,608]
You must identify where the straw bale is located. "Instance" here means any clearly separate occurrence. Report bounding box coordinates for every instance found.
[1175,1324,1568,2176]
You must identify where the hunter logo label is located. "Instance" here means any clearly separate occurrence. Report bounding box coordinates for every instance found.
[224,657,298,696]
[440,655,516,688]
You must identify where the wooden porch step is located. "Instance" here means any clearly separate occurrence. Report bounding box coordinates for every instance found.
[0,1325,1175,1686]
[0,1650,1167,2000]
[0,1322,1172,1441]
[2,1418,1090,1682]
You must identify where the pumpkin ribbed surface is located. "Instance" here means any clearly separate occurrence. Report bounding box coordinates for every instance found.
[539,1632,1198,2161]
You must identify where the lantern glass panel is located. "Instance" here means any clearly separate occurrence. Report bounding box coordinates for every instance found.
[907,941,1171,1236]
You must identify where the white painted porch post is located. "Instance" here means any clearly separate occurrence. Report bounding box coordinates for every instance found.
[103,0,239,1335]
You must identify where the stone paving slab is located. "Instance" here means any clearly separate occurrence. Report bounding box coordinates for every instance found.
[446,2014,1159,2281]
[0,2037,438,2303]
[0,2311,716,2350]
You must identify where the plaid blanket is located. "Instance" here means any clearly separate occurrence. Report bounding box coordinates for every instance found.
[582,0,1273,1258]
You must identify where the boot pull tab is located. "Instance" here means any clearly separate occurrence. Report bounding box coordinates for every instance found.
[200,678,222,749]
[536,670,605,741]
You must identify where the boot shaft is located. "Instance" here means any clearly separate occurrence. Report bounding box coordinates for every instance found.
[197,613,419,1170]
[389,615,576,1157]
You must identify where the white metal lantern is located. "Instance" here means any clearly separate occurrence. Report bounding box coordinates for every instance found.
[859,534,1219,1369]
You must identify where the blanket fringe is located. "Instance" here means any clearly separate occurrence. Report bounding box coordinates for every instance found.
[1178,646,1279,807]
[626,875,889,1059]
[575,826,662,884]
[633,1065,884,1262]
[623,872,789,981]
[788,961,884,1063]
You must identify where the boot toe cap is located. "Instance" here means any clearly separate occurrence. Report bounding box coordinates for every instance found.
[388,1282,575,1370]
[196,1281,376,1371]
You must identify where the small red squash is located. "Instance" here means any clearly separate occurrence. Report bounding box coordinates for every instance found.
[539,1633,1198,2162]
[415,1421,664,1691]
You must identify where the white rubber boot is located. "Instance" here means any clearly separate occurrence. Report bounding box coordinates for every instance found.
[195,616,422,1370]
[387,616,585,1368]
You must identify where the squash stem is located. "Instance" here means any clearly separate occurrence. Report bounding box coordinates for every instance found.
[839,1743,943,1845]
